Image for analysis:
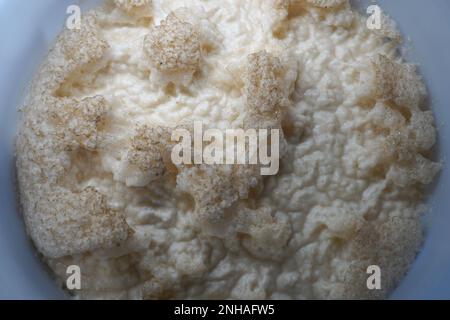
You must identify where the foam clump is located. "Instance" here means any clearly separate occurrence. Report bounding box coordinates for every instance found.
[144,13,201,86]
[32,187,131,259]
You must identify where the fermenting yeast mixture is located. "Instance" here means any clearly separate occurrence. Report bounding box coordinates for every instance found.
[16,0,440,299]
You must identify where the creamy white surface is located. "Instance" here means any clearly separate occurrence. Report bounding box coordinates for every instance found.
[18,0,439,299]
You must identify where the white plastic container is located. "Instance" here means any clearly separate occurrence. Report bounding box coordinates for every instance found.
[0,0,448,299]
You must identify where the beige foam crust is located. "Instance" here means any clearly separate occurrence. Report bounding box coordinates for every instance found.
[15,0,441,299]
[245,51,287,115]
[144,13,201,73]
[121,125,172,186]
[33,187,132,258]
[16,14,132,259]
[372,54,427,109]
[176,164,262,229]
[142,12,202,86]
